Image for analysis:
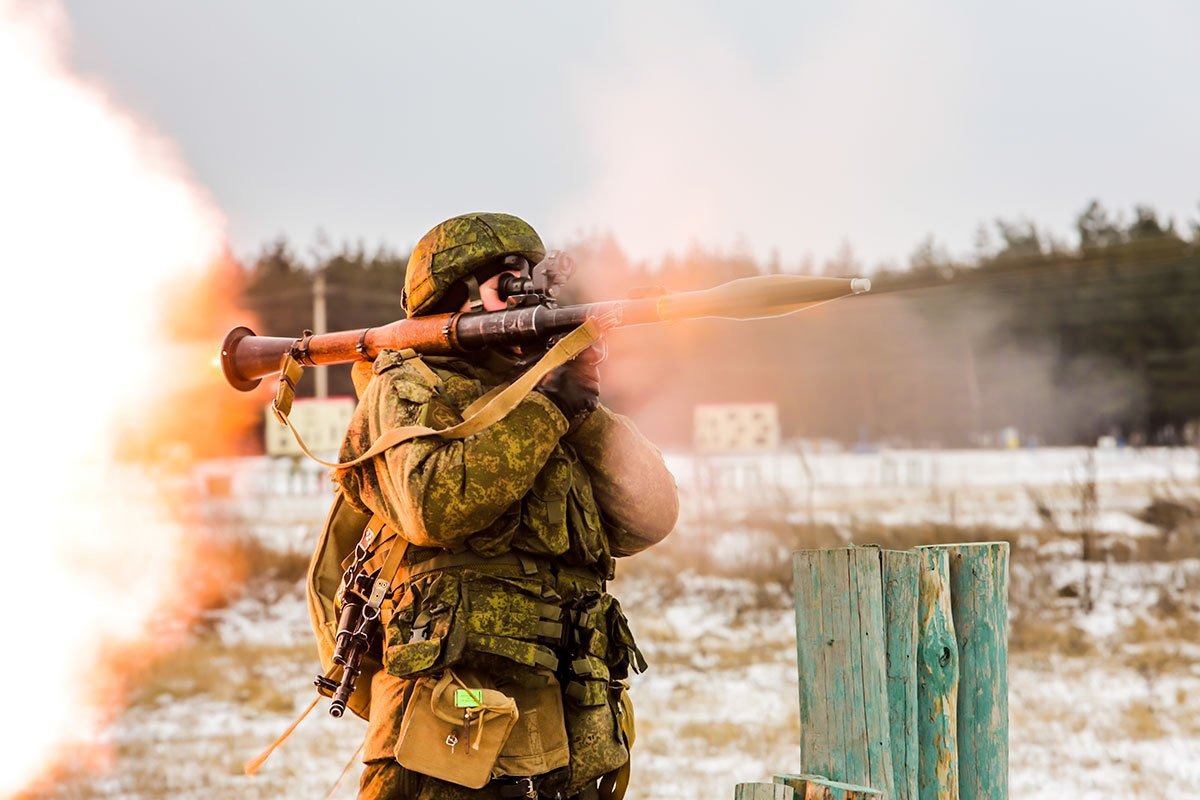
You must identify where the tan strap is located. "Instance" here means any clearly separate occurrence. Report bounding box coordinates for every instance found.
[243,694,320,776]
[428,670,518,747]
[599,763,630,800]
[276,317,613,470]
[460,379,510,419]
[325,736,366,800]
[367,520,410,611]
[271,352,305,425]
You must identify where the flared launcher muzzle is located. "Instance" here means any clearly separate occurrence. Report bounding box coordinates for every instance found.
[220,326,298,391]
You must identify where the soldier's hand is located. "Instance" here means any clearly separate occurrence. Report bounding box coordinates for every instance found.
[536,341,604,423]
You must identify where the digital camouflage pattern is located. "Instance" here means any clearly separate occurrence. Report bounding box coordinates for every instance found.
[337,350,678,559]
[335,347,678,800]
[403,213,546,317]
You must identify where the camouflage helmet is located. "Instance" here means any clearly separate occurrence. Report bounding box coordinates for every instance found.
[403,212,546,317]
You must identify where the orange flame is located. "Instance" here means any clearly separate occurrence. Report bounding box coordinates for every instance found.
[0,1,259,793]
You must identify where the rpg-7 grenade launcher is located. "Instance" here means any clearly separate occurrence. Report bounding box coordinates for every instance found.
[220,251,871,392]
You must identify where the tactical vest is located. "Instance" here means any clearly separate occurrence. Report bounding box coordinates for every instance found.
[308,352,643,717]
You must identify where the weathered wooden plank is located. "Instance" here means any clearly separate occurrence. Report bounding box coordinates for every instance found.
[820,548,854,782]
[793,548,893,792]
[851,546,894,799]
[915,546,960,800]
[883,549,920,800]
[774,773,884,800]
[943,542,1009,800]
[793,550,832,776]
[736,782,796,800]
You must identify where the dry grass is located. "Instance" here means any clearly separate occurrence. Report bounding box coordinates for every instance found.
[1010,617,1095,657]
[1136,496,1199,532]
[1122,702,1165,740]
[129,632,316,715]
[622,511,1033,594]
[225,533,312,585]
[1116,604,1200,681]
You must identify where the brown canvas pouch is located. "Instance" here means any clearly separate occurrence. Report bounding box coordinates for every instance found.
[395,669,519,789]
[494,674,571,777]
[563,685,630,796]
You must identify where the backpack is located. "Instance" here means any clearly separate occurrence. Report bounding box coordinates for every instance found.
[307,490,376,721]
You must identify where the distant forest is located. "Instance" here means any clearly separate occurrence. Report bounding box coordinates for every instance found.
[236,201,1200,448]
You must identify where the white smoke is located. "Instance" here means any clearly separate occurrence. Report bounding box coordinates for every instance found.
[0,0,227,792]
[557,0,969,266]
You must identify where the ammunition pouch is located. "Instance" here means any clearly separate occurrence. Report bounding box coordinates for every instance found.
[382,550,610,682]
[395,669,520,789]
[561,593,646,707]
[557,592,643,796]
[374,547,640,798]
[393,667,573,789]
[563,685,631,797]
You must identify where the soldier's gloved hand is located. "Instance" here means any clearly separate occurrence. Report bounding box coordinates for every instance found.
[536,341,605,423]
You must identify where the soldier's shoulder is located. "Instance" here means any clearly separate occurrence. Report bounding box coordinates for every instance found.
[370,350,441,404]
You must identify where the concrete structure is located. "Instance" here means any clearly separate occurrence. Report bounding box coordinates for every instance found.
[263,396,356,458]
[694,402,781,453]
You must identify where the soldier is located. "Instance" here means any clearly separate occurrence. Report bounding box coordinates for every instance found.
[334,212,679,800]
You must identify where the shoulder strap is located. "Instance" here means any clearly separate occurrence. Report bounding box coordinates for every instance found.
[275,317,612,470]
[366,517,409,611]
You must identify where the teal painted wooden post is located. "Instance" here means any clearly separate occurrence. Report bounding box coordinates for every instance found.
[792,547,894,798]
[943,543,1009,800]
[794,548,831,777]
[882,550,919,800]
[850,547,894,799]
[915,547,959,800]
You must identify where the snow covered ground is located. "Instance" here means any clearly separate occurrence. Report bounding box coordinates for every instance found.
[190,446,1200,546]
[31,447,1200,799]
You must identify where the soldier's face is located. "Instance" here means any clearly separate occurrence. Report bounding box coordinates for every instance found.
[466,269,523,313]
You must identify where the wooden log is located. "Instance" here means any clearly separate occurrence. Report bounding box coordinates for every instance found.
[820,547,851,781]
[849,547,894,800]
[942,543,1009,800]
[793,549,831,776]
[774,773,883,800]
[791,547,893,797]
[735,782,795,800]
[882,549,920,800]
[915,546,959,800]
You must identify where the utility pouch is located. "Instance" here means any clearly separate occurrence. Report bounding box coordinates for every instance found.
[495,675,571,778]
[563,683,630,796]
[385,573,464,678]
[395,669,519,789]
[563,594,645,707]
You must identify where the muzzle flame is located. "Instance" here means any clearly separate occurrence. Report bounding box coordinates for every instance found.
[0,1,255,793]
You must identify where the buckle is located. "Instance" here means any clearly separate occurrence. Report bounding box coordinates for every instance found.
[496,776,537,799]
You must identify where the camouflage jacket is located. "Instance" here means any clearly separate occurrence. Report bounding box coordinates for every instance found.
[336,349,679,568]
[335,349,678,773]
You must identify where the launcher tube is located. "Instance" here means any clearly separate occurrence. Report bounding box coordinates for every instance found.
[220,274,869,391]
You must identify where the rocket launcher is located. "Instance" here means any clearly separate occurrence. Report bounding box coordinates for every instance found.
[220,267,871,392]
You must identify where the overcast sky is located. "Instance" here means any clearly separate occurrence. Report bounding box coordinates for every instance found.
[59,0,1200,268]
